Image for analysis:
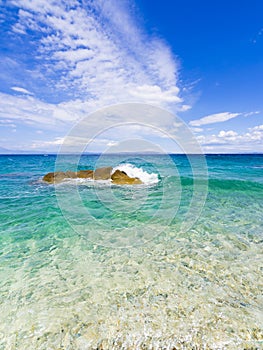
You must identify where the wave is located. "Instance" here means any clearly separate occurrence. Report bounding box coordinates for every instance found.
[112,163,159,185]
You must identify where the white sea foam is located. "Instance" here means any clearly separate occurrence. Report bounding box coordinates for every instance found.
[113,163,159,185]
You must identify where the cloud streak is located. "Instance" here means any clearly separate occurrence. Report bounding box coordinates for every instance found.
[11,86,33,95]
[189,112,240,127]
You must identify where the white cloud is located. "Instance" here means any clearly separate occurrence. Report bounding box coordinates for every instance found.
[129,85,182,104]
[250,124,263,131]
[0,92,181,136]
[0,119,16,128]
[218,130,238,138]
[107,140,119,147]
[189,112,240,126]
[10,0,182,111]
[197,124,263,152]
[179,104,191,112]
[4,1,261,154]
[0,0,189,154]
[243,111,260,117]
[29,135,120,152]
[190,127,203,133]
[0,92,81,129]
[30,137,64,150]
[11,86,33,95]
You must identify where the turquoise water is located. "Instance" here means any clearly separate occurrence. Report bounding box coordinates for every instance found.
[0,154,262,349]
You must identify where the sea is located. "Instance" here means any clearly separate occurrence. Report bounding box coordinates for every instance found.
[0,154,262,349]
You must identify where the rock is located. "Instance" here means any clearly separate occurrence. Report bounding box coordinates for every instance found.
[43,171,67,184]
[93,167,113,180]
[43,170,78,183]
[77,170,94,178]
[43,170,92,183]
[65,171,77,178]
[111,169,143,185]
[43,167,143,185]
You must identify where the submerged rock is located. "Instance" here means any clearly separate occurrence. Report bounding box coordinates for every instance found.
[43,167,143,185]
[111,169,143,185]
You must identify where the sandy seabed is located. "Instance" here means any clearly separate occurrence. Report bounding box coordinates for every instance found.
[1,224,263,350]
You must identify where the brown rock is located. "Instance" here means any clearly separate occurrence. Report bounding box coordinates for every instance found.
[111,169,143,185]
[77,170,94,178]
[43,169,94,183]
[93,167,113,180]
[43,170,78,183]
[43,167,143,185]
[65,171,77,178]
[43,171,67,184]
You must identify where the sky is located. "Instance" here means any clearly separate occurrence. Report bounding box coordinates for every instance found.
[0,0,262,153]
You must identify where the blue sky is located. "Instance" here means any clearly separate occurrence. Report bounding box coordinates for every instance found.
[0,0,262,153]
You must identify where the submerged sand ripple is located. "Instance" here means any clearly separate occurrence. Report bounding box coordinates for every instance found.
[1,225,262,349]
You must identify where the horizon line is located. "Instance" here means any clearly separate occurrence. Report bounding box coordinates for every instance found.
[0,152,262,156]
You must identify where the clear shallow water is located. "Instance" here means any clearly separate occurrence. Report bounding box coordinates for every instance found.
[0,154,262,349]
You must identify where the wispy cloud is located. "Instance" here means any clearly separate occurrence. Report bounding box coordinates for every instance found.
[189,112,240,127]
[0,119,16,128]
[190,111,261,127]
[8,0,182,110]
[0,91,181,133]
[243,111,260,117]
[11,86,33,95]
[0,92,82,130]
[190,127,203,133]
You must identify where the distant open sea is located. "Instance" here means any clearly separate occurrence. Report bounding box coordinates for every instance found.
[0,154,262,349]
